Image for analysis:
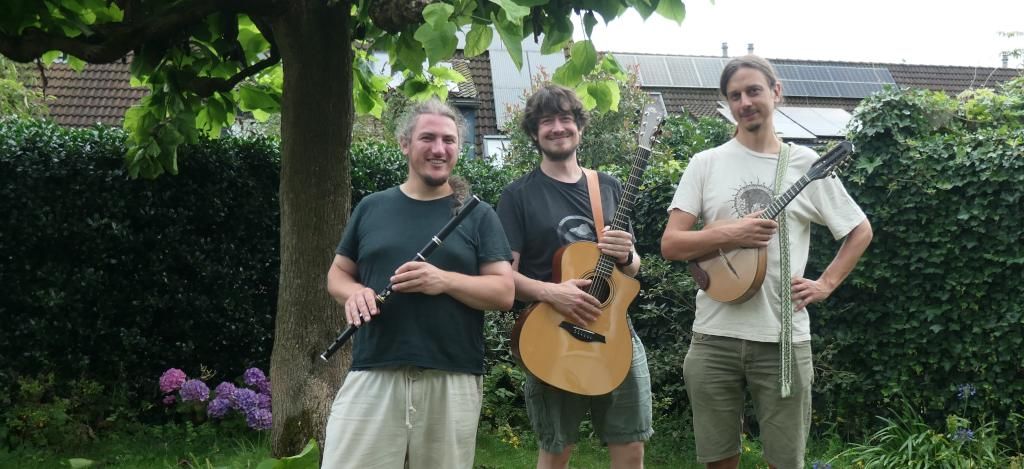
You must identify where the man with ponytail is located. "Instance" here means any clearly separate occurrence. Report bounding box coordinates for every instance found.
[661,55,872,469]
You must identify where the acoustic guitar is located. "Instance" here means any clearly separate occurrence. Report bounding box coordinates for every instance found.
[511,105,664,396]
[688,141,855,304]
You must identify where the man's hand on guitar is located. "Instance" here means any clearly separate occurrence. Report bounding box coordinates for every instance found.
[597,227,634,264]
[541,278,602,325]
[719,211,778,248]
[791,276,834,311]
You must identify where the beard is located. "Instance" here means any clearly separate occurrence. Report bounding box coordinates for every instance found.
[743,121,763,133]
[419,172,449,187]
[538,139,579,162]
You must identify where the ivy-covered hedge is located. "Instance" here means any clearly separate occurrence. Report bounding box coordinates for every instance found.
[0,118,281,405]
[809,79,1024,440]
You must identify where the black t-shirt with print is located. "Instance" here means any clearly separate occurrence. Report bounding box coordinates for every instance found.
[497,168,625,284]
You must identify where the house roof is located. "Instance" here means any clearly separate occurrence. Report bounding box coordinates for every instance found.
[636,55,1021,118]
[30,59,147,127]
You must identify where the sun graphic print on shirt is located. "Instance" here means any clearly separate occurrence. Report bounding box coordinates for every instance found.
[731,180,774,217]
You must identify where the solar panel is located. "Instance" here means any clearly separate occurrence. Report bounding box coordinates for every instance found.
[636,56,673,86]
[716,104,816,140]
[693,57,725,87]
[664,57,702,87]
[778,107,852,137]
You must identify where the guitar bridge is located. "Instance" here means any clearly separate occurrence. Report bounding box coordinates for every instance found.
[558,321,606,343]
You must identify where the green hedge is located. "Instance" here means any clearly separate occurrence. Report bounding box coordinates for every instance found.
[0,121,518,411]
[809,80,1024,441]
[0,118,280,406]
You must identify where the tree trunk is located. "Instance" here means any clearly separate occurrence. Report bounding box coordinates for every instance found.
[269,0,353,458]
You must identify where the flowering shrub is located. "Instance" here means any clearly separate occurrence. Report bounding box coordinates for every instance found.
[157,367,271,431]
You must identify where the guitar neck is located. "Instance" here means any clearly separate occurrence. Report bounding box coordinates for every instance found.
[759,174,812,221]
[595,146,652,277]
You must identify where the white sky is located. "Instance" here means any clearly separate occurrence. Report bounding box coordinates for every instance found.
[571,0,1023,68]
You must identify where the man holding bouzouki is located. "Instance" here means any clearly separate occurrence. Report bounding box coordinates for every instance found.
[497,84,654,469]
[661,55,873,469]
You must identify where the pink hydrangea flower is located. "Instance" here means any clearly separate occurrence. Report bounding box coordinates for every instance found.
[159,368,187,393]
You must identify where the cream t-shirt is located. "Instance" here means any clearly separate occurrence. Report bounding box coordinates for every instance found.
[668,139,866,343]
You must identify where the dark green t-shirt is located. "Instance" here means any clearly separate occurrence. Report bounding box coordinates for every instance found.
[336,187,512,375]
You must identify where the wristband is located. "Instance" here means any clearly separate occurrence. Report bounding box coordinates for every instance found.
[615,250,634,267]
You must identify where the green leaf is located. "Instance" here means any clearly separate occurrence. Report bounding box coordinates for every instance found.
[582,10,599,38]
[488,0,531,22]
[628,0,657,19]
[67,55,86,73]
[68,458,96,468]
[587,79,620,112]
[428,65,466,83]
[655,0,686,23]
[540,15,573,54]
[238,16,270,64]
[574,83,597,110]
[421,3,455,27]
[569,40,598,75]
[393,32,427,73]
[464,23,493,58]
[414,20,459,64]
[41,50,62,66]
[237,84,280,112]
[581,0,626,20]
[490,12,524,69]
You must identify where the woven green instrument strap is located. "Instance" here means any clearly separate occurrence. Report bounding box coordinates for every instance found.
[773,143,794,398]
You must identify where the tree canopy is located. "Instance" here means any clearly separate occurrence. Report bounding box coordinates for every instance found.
[1,0,684,177]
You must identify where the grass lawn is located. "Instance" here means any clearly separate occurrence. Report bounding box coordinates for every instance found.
[0,423,849,468]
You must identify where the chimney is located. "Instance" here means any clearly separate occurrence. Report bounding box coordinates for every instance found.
[722,42,728,57]
[1002,52,1009,68]
[748,43,755,55]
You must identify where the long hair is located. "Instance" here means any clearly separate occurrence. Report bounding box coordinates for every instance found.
[719,54,781,98]
[394,98,467,147]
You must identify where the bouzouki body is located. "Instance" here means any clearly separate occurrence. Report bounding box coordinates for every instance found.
[511,242,638,396]
[510,105,665,396]
[690,238,767,304]
[688,141,855,304]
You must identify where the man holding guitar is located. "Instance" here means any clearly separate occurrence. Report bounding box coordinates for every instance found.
[661,55,873,469]
[497,84,653,469]
[322,99,514,468]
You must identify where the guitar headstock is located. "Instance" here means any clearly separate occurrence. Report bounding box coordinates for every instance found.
[808,140,854,181]
[637,104,665,150]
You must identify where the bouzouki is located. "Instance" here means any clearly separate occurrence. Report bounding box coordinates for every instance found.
[511,106,664,396]
[688,141,855,304]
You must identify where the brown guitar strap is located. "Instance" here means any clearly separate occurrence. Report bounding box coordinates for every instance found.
[583,168,604,241]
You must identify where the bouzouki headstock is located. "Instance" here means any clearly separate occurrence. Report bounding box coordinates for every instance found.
[807,140,854,181]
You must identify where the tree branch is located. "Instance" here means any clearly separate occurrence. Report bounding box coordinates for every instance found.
[0,0,282,63]
[181,45,281,98]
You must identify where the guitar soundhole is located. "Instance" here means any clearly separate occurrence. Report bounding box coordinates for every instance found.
[582,273,612,305]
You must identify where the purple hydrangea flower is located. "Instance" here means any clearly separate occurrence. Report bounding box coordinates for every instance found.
[214,381,237,402]
[246,408,272,431]
[159,368,187,393]
[956,383,977,400]
[243,368,267,388]
[207,397,232,418]
[179,379,210,402]
[162,394,177,406]
[234,387,259,413]
[256,392,272,411]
